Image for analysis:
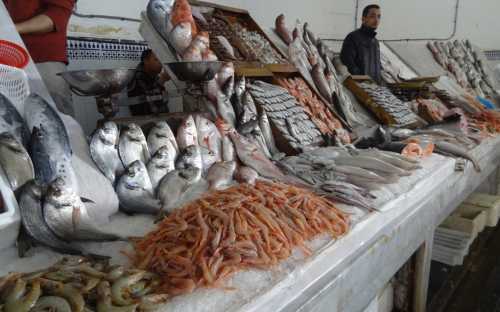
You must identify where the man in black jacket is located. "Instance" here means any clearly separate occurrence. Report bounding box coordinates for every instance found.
[340,4,382,84]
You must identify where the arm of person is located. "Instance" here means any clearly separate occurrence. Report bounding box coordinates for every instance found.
[340,35,363,75]
[16,0,74,35]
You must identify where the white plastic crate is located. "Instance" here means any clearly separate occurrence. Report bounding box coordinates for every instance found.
[0,63,29,110]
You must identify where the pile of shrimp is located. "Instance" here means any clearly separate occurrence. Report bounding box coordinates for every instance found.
[131,180,350,296]
[469,110,500,133]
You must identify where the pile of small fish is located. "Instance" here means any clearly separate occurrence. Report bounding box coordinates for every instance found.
[279,146,423,209]
[276,77,351,143]
[0,257,168,311]
[247,81,324,152]
[132,181,350,296]
[358,82,424,127]
[428,40,497,97]
[232,22,287,64]
[276,14,365,128]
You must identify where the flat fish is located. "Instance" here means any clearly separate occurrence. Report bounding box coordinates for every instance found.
[0,133,34,191]
[176,115,198,150]
[119,123,150,167]
[116,160,161,215]
[147,146,176,190]
[158,167,202,212]
[44,178,121,241]
[147,121,178,158]
[90,122,123,183]
[17,181,81,254]
[207,161,236,190]
[0,92,30,147]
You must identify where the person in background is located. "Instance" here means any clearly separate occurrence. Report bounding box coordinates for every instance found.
[4,0,76,116]
[128,49,170,116]
[340,4,382,84]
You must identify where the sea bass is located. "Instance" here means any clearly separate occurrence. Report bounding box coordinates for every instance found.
[119,123,150,167]
[43,177,121,241]
[116,160,161,215]
[0,132,34,191]
[0,92,30,147]
[176,115,198,150]
[90,121,123,183]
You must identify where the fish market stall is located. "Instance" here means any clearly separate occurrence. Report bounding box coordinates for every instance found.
[2,1,500,312]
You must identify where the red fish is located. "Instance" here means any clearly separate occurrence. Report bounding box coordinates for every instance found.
[170,0,198,36]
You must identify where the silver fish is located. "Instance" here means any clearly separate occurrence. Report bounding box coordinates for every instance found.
[119,123,150,168]
[259,111,279,155]
[359,149,422,171]
[158,167,202,212]
[25,94,78,191]
[216,62,235,88]
[0,132,34,191]
[18,181,82,254]
[195,115,222,161]
[216,35,236,60]
[147,121,178,157]
[169,22,192,55]
[90,122,123,183]
[232,77,246,117]
[216,90,236,128]
[221,135,236,162]
[116,160,161,215]
[434,141,481,172]
[147,147,175,190]
[312,63,333,103]
[0,92,29,147]
[176,145,203,170]
[334,155,411,177]
[176,115,198,150]
[44,177,121,241]
[147,0,174,40]
[200,146,218,174]
[235,166,258,185]
[207,161,236,190]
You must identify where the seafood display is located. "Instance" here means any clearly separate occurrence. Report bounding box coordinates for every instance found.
[428,40,498,97]
[248,81,324,152]
[132,181,350,296]
[0,257,168,311]
[0,92,30,148]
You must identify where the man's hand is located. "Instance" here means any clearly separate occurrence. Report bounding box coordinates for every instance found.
[15,14,55,35]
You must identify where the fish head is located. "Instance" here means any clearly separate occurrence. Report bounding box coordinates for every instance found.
[127,160,146,177]
[155,121,170,130]
[152,147,171,167]
[46,177,78,207]
[201,146,217,162]
[179,166,201,182]
[125,124,144,141]
[0,132,24,152]
[148,0,174,16]
[234,77,246,97]
[97,128,116,146]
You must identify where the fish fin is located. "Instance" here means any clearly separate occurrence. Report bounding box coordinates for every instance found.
[81,197,95,204]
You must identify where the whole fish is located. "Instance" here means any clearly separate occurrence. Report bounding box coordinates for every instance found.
[216,62,235,88]
[207,161,236,190]
[158,167,202,212]
[147,147,175,190]
[331,165,388,183]
[434,141,481,172]
[312,63,333,103]
[176,145,203,170]
[90,121,123,183]
[116,160,161,215]
[232,76,246,117]
[239,91,258,124]
[237,118,259,136]
[216,91,236,128]
[250,130,273,159]
[195,115,222,160]
[221,75,235,99]
[25,94,77,190]
[221,135,235,162]
[0,92,30,147]
[259,111,279,155]
[200,146,218,173]
[17,181,81,254]
[303,22,317,46]
[147,121,178,158]
[320,180,376,211]
[0,132,34,191]
[176,115,198,150]
[147,0,174,40]
[235,166,259,185]
[169,22,192,55]
[44,178,121,241]
[275,14,293,45]
[334,156,411,176]
[119,123,150,167]
[359,149,422,171]
[217,35,236,60]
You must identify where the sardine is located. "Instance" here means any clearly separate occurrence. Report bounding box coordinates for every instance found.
[176,115,198,150]
[216,90,236,128]
[0,92,29,147]
[118,123,149,168]
[259,110,279,155]
[158,167,202,212]
[147,121,178,159]
[169,22,192,55]
[235,166,259,185]
[147,0,174,40]
[90,121,123,183]
[176,145,203,170]
[116,160,161,215]
[147,146,175,190]
[207,161,236,190]
[17,181,81,255]
[0,133,34,191]
[44,178,121,240]
[434,141,481,172]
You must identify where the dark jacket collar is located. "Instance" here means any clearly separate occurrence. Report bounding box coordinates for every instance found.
[360,25,377,38]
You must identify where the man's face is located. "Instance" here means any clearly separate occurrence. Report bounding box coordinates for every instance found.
[145,53,163,75]
[362,8,381,29]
